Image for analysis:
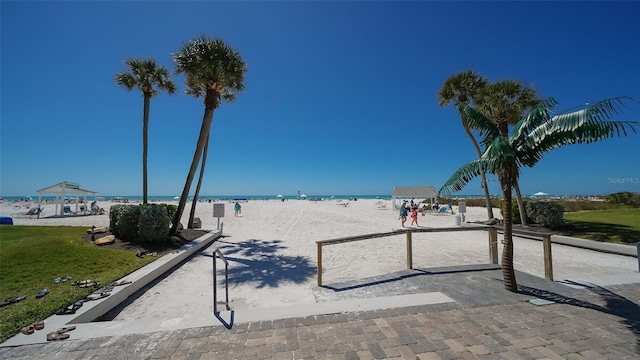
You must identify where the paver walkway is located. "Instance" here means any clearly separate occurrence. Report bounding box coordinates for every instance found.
[1,266,638,359]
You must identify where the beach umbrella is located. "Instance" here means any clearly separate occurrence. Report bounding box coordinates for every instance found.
[276,194,283,198]
[532,192,548,197]
[300,194,307,198]
[173,196,180,200]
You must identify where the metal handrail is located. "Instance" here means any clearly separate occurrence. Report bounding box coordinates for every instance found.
[212,248,230,313]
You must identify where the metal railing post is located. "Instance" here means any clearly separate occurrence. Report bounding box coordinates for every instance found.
[406,231,413,269]
[213,249,230,313]
[213,251,218,313]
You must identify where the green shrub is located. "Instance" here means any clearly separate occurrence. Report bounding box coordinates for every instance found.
[499,200,524,224]
[109,205,125,238]
[526,201,564,228]
[120,205,141,241]
[110,204,175,243]
[157,203,178,228]
[606,191,640,207]
[138,204,170,242]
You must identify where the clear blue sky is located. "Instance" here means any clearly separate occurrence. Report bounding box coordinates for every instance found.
[1,1,639,197]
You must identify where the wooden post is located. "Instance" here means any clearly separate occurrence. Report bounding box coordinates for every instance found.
[488,228,498,264]
[406,231,413,269]
[317,243,323,286]
[543,234,553,281]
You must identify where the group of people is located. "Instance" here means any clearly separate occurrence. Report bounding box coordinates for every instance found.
[399,199,420,227]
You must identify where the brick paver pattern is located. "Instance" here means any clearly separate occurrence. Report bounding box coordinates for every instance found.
[1,284,638,359]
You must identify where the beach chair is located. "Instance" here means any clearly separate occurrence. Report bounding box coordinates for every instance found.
[63,206,75,215]
[11,210,28,218]
[28,207,44,219]
[437,205,452,215]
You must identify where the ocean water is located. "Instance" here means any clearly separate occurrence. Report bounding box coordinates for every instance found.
[0,194,496,203]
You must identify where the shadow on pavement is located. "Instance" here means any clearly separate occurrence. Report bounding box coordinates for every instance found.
[519,282,640,352]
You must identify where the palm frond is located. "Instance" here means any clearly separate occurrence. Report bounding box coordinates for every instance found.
[114,72,136,90]
[173,35,248,102]
[438,157,502,195]
[115,58,176,96]
[456,103,500,148]
[513,97,638,167]
[511,97,558,139]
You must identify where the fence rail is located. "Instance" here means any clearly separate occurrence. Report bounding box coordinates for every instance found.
[316,225,554,286]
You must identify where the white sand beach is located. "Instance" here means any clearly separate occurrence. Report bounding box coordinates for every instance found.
[1,199,638,321]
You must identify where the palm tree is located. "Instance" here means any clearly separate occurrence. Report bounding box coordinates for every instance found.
[439,97,638,292]
[170,36,247,234]
[188,133,209,228]
[473,80,542,225]
[438,70,493,219]
[115,59,176,204]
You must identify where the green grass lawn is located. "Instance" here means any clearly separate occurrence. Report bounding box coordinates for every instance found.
[563,208,640,244]
[0,226,157,343]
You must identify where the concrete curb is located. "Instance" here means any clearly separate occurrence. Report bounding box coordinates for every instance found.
[550,235,638,257]
[494,229,638,258]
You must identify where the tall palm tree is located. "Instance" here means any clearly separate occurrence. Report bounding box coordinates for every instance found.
[115,59,176,204]
[473,80,541,225]
[188,133,209,229]
[170,36,247,234]
[438,70,494,218]
[439,97,637,292]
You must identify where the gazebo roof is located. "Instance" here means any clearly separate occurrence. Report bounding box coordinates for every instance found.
[37,181,98,196]
[392,186,436,198]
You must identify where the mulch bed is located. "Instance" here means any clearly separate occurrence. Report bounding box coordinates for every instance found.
[81,228,211,255]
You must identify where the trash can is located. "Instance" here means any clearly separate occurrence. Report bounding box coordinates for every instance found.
[455,213,462,226]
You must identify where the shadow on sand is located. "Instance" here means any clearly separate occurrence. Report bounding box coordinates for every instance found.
[214,239,316,288]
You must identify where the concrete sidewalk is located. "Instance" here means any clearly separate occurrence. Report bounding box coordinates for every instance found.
[1,266,638,359]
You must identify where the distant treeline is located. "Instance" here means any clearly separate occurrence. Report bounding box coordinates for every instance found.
[438,192,640,212]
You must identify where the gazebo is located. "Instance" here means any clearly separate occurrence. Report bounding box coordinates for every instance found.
[36,181,99,217]
[391,186,437,210]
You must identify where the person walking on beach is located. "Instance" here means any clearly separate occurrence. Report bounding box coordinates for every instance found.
[234,202,241,216]
[410,206,419,227]
[399,201,409,227]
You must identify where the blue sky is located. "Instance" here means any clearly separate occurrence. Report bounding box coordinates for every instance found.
[1,1,639,197]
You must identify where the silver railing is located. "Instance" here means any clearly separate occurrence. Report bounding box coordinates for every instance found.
[212,248,230,313]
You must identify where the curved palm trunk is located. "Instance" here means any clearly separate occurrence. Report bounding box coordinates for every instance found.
[171,104,216,235]
[514,182,528,226]
[461,125,495,219]
[499,163,518,292]
[188,134,209,228]
[142,93,151,205]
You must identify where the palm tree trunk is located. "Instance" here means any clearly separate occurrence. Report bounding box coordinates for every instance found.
[142,94,151,205]
[461,123,494,218]
[500,163,518,292]
[170,106,215,235]
[514,182,528,226]
[188,134,209,228]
